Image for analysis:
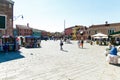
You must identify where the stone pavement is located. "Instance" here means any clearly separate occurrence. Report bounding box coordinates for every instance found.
[0,40,120,80]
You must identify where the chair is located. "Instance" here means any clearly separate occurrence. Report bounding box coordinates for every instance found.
[106,54,118,64]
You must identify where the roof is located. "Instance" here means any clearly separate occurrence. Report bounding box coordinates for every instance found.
[6,0,14,4]
[16,25,32,29]
[89,22,120,28]
[65,27,74,30]
[65,25,85,30]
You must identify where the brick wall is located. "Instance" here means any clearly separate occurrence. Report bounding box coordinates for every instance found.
[0,0,14,36]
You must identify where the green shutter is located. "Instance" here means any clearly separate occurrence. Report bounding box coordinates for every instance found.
[0,15,6,29]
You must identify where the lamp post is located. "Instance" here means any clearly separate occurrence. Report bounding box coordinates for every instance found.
[64,20,65,35]
[13,14,23,21]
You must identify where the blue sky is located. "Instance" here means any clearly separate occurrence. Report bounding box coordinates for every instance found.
[13,0,120,32]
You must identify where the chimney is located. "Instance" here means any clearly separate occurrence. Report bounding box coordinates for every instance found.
[105,21,109,26]
[105,21,108,24]
[27,23,29,27]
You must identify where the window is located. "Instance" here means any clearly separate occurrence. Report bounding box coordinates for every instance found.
[9,4,11,8]
[108,29,115,34]
[95,30,97,34]
[89,31,91,34]
[0,15,6,29]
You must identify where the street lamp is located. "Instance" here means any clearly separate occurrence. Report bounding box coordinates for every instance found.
[13,15,24,37]
[13,15,23,21]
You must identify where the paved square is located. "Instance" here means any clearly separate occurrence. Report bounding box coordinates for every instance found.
[0,40,120,80]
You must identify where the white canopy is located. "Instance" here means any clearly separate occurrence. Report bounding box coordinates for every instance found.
[92,33,108,39]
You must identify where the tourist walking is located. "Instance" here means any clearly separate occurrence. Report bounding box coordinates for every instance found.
[81,39,84,48]
[60,39,63,50]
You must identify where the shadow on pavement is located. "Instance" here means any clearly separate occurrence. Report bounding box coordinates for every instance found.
[110,63,120,67]
[25,47,42,49]
[65,42,73,44]
[79,47,88,49]
[0,51,25,63]
[61,49,68,52]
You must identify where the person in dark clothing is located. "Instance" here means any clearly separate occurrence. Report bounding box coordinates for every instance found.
[81,40,84,48]
[60,39,63,50]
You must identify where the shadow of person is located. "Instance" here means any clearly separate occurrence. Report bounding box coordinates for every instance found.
[79,47,88,49]
[61,49,68,52]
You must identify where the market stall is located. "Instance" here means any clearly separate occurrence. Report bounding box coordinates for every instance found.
[0,35,20,52]
[23,36,40,48]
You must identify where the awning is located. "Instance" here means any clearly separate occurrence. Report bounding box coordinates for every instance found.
[110,31,120,37]
[91,33,108,39]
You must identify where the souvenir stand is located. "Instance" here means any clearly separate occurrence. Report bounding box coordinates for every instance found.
[0,35,20,52]
[24,36,40,48]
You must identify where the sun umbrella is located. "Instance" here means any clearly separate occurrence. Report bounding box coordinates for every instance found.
[92,33,108,39]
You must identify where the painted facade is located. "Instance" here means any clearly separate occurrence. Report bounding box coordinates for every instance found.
[16,24,32,36]
[88,22,120,37]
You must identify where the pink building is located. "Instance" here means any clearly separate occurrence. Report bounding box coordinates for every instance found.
[16,24,32,36]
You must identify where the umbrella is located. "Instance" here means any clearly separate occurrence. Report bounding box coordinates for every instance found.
[92,33,108,39]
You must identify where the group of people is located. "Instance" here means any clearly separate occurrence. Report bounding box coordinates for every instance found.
[60,39,84,50]
[105,42,119,64]
[60,39,119,64]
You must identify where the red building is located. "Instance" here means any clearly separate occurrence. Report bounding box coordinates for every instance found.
[16,23,32,36]
[64,27,73,36]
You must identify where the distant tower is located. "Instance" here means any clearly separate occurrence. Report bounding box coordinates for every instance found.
[64,20,65,35]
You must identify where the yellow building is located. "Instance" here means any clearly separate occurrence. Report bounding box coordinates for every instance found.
[72,25,81,40]
[72,25,88,40]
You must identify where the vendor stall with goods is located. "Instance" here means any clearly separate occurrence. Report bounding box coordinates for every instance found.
[0,35,20,52]
[23,36,40,48]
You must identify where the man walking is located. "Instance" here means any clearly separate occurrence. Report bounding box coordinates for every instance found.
[60,39,63,50]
